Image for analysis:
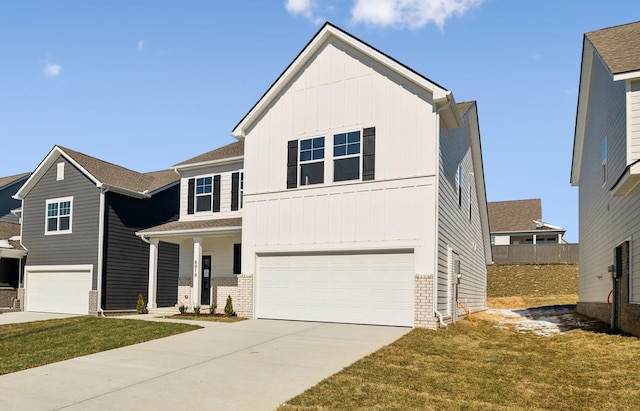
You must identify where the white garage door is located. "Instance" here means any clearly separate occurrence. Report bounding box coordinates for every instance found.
[25,266,92,315]
[256,253,414,327]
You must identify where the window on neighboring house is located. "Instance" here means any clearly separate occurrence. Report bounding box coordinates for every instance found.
[46,197,72,234]
[333,130,361,182]
[457,163,463,206]
[196,176,212,212]
[300,136,325,186]
[602,137,607,185]
[468,186,472,221]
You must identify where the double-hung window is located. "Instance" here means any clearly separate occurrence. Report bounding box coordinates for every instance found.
[46,197,72,234]
[299,136,325,186]
[333,131,361,182]
[196,177,213,212]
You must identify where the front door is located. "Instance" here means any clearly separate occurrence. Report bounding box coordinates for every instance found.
[201,255,211,306]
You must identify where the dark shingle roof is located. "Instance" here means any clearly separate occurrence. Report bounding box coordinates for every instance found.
[586,21,640,75]
[0,172,30,190]
[0,221,24,250]
[139,218,242,234]
[487,199,542,233]
[175,141,244,167]
[59,146,178,194]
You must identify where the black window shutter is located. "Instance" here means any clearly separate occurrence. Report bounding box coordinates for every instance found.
[231,172,240,211]
[213,175,221,212]
[363,127,376,181]
[233,243,242,274]
[187,178,195,214]
[287,140,298,189]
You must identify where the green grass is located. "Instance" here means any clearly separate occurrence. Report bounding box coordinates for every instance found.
[0,317,200,375]
[279,320,640,411]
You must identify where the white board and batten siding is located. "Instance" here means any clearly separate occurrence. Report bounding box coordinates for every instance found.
[437,111,487,316]
[256,253,414,327]
[577,47,640,302]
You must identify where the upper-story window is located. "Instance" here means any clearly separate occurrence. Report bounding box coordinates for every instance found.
[457,163,463,206]
[333,131,361,182]
[602,137,607,185]
[231,171,244,211]
[240,172,244,208]
[187,175,220,215]
[300,137,324,186]
[46,197,72,234]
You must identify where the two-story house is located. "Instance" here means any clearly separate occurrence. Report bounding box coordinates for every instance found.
[571,21,640,335]
[488,199,567,246]
[137,141,244,311]
[14,146,180,315]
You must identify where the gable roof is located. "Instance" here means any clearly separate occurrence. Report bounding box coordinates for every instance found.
[488,199,542,232]
[0,221,24,251]
[15,146,179,199]
[0,172,30,190]
[232,22,462,138]
[457,101,475,118]
[174,141,244,169]
[586,21,640,77]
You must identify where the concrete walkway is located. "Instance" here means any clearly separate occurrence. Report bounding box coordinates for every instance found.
[0,311,77,325]
[0,317,409,411]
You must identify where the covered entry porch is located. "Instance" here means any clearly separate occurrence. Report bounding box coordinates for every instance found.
[137,218,242,311]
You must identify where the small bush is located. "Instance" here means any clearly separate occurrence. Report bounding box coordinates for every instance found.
[224,295,235,317]
[178,304,187,314]
[209,303,217,315]
[136,294,147,314]
[193,305,201,315]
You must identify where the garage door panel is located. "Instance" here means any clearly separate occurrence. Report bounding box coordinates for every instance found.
[26,268,92,315]
[257,253,414,327]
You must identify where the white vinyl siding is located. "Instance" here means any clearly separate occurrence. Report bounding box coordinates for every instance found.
[178,235,242,280]
[577,47,633,302]
[256,253,414,326]
[179,163,244,221]
[436,108,487,316]
[627,80,640,164]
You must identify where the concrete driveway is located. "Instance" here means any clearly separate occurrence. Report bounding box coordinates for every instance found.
[0,311,77,325]
[0,317,409,411]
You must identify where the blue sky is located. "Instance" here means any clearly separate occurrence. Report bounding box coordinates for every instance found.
[1,1,639,243]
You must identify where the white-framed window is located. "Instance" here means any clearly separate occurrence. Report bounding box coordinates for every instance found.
[196,176,212,212]
[239,172,244,209]
[299,136,325,186]
[45,197,73,234]
[602,137,607,185]
[333,130,361,182]
[457,163,463,206]
[56,162,65,181]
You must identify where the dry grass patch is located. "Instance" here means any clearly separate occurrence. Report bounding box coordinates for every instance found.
[488,295,578,309]
[487,264,578,298]
[0,317,199,375]
[279,319,640,411]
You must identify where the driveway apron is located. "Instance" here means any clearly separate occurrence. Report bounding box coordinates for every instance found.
[0,318,409,411]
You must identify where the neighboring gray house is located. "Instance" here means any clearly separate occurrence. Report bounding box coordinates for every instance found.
[14,146,180,314]
[232,23,491,328]
[0,172,30,223]
[571,21,640,335]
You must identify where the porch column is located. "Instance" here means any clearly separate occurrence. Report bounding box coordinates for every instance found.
[192,237,202,307]
[147,238,159,309]
[533,234,537,245]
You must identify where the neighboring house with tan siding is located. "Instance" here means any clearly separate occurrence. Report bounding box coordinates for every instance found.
[571,21,640,335]
[488,199,567,246]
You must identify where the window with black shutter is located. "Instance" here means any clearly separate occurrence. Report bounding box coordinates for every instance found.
[231,172,240,211]
[233,243,242,274]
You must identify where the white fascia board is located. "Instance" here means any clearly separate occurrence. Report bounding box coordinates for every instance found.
[174,156,244,173]
[572,39,595,187]
[232,24,448,138]
[613,70,640,82]
[136,225,242,240]
[15,146,101,199]
[100,183,150,199]
[146,180,180,197]
[0,248,27,259]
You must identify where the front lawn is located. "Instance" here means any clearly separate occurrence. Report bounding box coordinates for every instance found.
[279,318,640,410]
[164,314,247,323]
[0,317,200,375]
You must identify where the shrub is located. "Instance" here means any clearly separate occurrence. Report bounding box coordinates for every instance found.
[136,294,147,314]
[209,303,217,315]
[193,305,201,315]
[178,304,187,314]
[224,295,235,317]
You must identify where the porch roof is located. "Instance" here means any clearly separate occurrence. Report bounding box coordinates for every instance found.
[137,218,242,238]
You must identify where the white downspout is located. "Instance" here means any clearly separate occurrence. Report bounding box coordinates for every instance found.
[96,185,109,317]
[433,94,453,329]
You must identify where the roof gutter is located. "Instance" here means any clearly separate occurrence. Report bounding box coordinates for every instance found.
[174,155,244,172]
[96,184,109,317]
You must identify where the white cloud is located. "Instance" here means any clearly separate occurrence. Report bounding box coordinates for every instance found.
[351,0,483,29]
[41,60,62,78]
[138,40,144,51]
[285,0,315,18]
